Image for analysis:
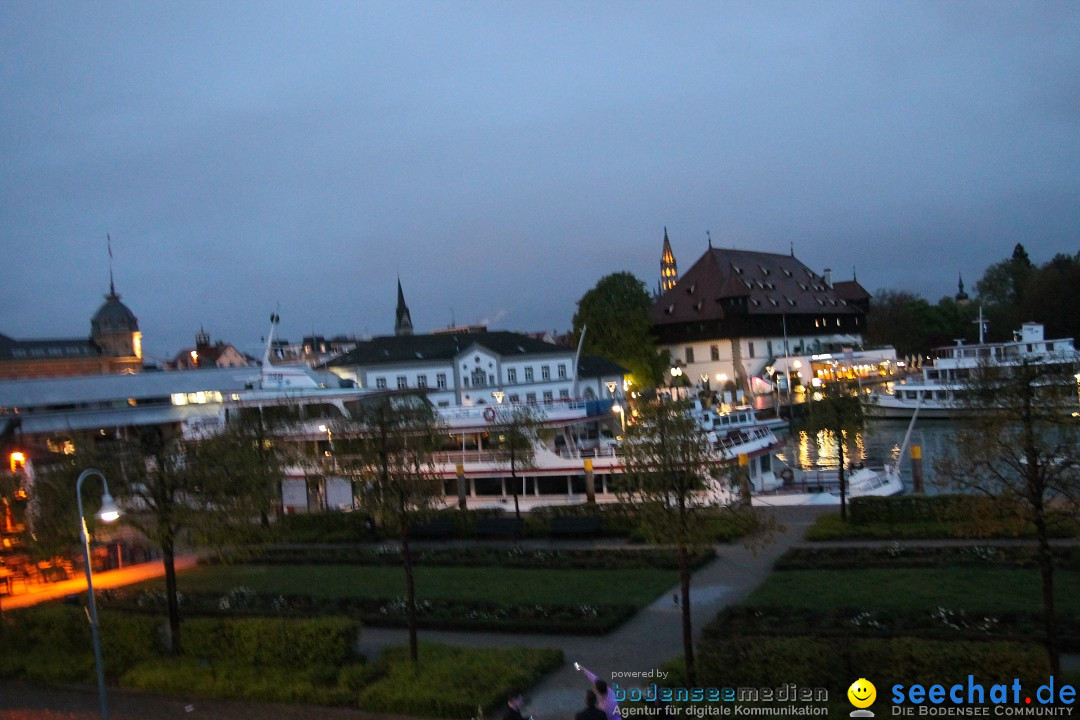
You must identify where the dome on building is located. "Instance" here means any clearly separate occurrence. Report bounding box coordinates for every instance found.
[91,292,139,335]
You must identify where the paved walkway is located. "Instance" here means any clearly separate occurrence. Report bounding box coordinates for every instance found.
[357,506,830,718]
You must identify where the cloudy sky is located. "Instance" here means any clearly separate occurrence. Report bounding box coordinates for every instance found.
[2,1,1077,362]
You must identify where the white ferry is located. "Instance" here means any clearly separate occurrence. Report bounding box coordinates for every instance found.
[870,322,1079,420]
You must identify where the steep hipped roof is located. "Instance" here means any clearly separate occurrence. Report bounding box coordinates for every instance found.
[651,248,860,325]
[326,331,569,367]
[833,279,871,302]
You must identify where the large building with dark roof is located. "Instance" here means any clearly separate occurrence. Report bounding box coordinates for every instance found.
[0,284,143,380]
[325,329,625,407]
[650,241,868,394]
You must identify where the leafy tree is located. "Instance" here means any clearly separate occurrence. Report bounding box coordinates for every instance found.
[1021,252,1080,342]
[934,356,1080,676]
[615,393,735,685]
[976,243,1034,340]
[335,392,445,664]
[572,272,664,387]
[488,403,544,519]
[29,419,284,654]
[802,380,868,522]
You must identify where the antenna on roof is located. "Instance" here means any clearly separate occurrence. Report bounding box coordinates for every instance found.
[790,241,794,257]
[707,230,712,249]
[852,265,857,281]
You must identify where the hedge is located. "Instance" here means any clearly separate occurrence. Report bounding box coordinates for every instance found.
[235,544,716,570]
[181,616,360,668]
[357,643,563,718]
[846,495,1075,537]
[697,634,1049,690]
[775,544,1080,572]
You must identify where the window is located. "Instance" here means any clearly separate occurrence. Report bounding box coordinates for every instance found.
[396,376,407,390]
[767,340,774,356]
[436,373,447,389]
[558,364,567,379]
[376,377,387,389]
[507,368,517,383]
[748,342,755,359]
[525,367,534,382]
[543,391,553,404]
[559,389,569,400]
[541,365,551,380]
[509,393,520,403]
[470,367,487,387]
[710,345,719,361]
[417,375,428,388]
[685,347,695,364]
[526,392,537,404]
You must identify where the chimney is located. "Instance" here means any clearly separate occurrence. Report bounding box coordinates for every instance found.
[823,268,832,288]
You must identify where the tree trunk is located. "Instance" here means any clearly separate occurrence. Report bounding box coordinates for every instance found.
[838,433,847,523]
[678,543,695,686]
[402,522,419,664]
[1034,510,1061,676]
[510,447,521,519]
[163,538,181,655]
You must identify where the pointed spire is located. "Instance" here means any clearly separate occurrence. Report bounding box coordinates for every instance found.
[707,230,712,249]
[395,277,414,336]
[107,233,117,298]
[660,228,678,293]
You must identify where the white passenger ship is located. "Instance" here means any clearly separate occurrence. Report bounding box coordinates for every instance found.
[870,322,1079,420]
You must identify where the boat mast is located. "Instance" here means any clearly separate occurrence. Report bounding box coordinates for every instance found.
[973,306,987,345]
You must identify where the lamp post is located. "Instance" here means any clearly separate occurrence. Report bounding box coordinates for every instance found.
[611,403,626,432]
[76,468,121,720]
[318,425,335,510]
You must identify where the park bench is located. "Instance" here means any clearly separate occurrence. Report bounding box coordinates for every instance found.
[548,516,602,538]
[410,517,455,539]
[475,517,524,539]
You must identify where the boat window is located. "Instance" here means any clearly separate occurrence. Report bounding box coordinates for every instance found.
[905,391,918,400]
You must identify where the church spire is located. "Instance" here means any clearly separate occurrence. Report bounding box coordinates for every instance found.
[395,278,414,336]
[660,227,678,293]
[955,273,970,305]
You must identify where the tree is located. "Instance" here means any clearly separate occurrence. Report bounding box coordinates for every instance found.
[336,392,444,664]
[802,380,870,523]
[488,403,544,519]
[1021,252,1080,343]
[29,418,284,654]
[614,393,734,686]
[976,243,1034,340]
[572,272,665,388]
[934,356,1080,676]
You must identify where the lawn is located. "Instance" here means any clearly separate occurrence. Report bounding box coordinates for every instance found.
[141,563,679,607]
[747,566,1080,614]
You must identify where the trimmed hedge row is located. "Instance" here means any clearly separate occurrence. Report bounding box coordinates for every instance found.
[846,495,1075,536]
[775,544,1080,571]
[236,544,716,570]
[100,589,636,634]
[708,605,1080,650]
[182,616,360,668]
[697,633,1049,690]
[272,503,759,544]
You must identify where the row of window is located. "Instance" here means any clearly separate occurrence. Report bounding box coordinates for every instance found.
[686,342,759,364]
[372,364,570,391]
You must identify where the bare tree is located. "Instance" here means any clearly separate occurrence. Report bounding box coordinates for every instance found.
[615,393,735,686]
[935,356,1080,676]
[335,391,444,664]
[488,403,544,519]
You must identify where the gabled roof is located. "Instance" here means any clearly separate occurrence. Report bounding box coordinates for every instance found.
[326,331,570,367]
[651,248,860,325]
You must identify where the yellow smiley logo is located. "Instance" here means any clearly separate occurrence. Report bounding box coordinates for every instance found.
[848,678,876,709]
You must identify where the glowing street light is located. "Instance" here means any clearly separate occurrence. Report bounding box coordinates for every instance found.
[76,469,121,720]
[611,403,626,431]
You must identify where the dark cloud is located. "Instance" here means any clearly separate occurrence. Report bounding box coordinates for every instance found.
[1,1,1077,358]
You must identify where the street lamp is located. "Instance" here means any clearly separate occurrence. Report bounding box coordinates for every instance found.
[76,468,121,720]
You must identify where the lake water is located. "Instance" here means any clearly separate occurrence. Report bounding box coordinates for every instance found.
[773,419,961,493]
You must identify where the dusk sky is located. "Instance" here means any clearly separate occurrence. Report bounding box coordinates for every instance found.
[2,2,1078,363]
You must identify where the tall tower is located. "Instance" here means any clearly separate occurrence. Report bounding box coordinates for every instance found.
[660,227,678,293]
[395,278,414,336]
[955,274,970,306]
[90,282,141,359]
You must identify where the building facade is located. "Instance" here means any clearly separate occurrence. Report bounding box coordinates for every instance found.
[650,242,868,394]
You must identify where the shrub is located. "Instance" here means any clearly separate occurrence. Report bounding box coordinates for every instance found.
[183,616,360,667]
[358,643,563,718]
